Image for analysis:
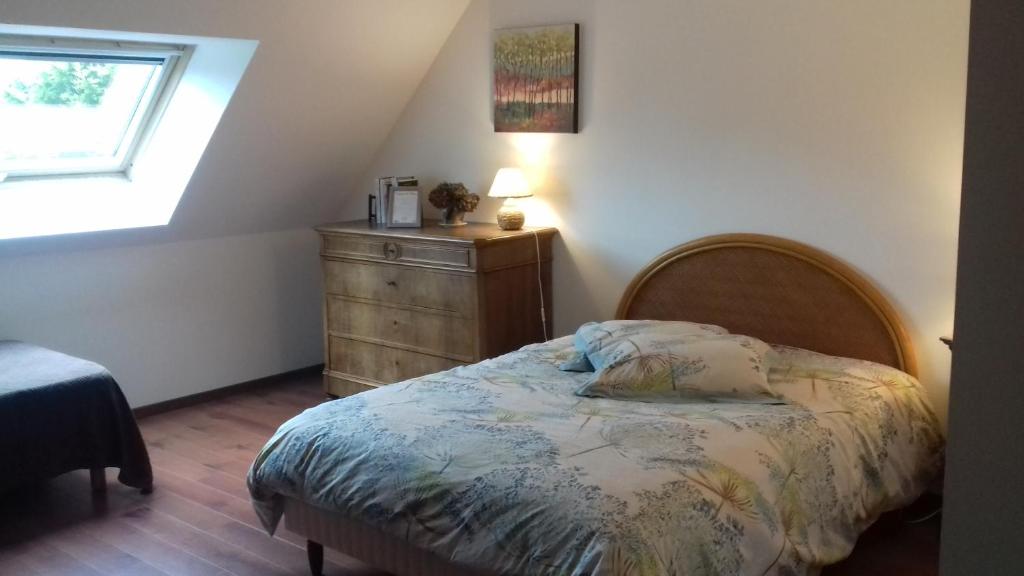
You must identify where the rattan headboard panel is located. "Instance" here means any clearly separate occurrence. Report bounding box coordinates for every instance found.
[616,234,916,376]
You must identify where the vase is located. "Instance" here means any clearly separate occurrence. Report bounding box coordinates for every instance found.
[439,207,467,226]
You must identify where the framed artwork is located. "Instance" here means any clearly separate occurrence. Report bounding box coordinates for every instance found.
[386,187,422,228]
[494,23,579,133]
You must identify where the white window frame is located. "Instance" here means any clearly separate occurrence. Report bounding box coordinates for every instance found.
[0,34,192,181]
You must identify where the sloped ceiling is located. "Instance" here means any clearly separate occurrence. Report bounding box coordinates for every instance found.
[0,0,471,249]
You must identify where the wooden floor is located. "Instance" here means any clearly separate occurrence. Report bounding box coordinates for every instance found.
[0,371,941,575]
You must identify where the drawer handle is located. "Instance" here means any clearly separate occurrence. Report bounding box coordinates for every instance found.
[385,280,398,287]
[384,243,399,259]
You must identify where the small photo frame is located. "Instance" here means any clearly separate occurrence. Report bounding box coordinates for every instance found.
[387,186,422,228]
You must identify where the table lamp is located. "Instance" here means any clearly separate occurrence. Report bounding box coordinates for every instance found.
[488,167,532,230]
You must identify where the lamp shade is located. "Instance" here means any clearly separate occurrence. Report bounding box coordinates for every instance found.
[488,167,532,198]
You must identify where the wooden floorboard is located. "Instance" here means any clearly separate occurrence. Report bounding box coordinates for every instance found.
[0,370,939,575]
[49,526,171,576]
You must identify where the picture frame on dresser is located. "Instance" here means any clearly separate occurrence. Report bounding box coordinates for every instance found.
[386,186,421,228]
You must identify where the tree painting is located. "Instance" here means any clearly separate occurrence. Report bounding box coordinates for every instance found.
[494,24,578,133]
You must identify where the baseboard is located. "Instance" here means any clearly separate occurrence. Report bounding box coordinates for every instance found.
[133,363,324,419]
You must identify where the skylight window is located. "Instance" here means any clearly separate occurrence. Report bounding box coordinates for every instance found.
[0,36,187,180]
[0,24,257,241]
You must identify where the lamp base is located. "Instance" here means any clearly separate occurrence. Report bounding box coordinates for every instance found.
[496,204,525,230]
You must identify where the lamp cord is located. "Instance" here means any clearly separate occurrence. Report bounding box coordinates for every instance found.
[905,507,942,524]
[533,230,548,341]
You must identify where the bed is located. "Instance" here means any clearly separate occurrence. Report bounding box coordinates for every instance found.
[248,233,943,575]
[0,340,153,494]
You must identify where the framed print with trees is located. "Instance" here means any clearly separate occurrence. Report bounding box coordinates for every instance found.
[493,24,579,133]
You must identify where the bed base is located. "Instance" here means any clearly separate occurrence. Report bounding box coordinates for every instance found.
[87,466,152,495]
[90,467,106,493]
[306,539,324,576]
[283,497,481,576]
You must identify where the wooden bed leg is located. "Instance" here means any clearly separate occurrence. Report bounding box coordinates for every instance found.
[90,467,106,493]
[307,540,324,576]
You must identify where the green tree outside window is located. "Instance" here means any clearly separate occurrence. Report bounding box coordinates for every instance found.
[3,62,115,107]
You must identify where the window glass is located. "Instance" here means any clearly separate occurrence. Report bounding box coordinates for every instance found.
[0,52,168,177]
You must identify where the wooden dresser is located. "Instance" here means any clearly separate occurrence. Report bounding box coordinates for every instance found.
[315,220,557,397]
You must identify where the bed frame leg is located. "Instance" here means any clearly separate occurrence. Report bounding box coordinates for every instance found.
[307,540,324,576]
[90,467,106,493]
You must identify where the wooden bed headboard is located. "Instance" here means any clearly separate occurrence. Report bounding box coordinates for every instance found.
[615,234,916,376]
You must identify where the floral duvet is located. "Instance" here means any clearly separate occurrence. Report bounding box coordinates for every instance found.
[248,337,943,576]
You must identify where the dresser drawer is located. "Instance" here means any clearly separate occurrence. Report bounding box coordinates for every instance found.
[328,336,461,384]
[324,373,375,397]
[322,234,388,260]
[326,296,475,361]
[323,234,473,270]
[393,242,473,269]
[323,259,475,313]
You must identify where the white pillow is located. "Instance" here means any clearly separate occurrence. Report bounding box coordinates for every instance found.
[560,320,727,373]
[573,320,728,356]
[572,321,780,403]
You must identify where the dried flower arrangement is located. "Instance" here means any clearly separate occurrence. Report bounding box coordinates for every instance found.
[428,182,480,226]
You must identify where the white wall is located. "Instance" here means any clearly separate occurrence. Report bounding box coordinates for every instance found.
[0,229,323,407]
[353,0,970,426]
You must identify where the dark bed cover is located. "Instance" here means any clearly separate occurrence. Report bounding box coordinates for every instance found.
[0,341,152,492]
